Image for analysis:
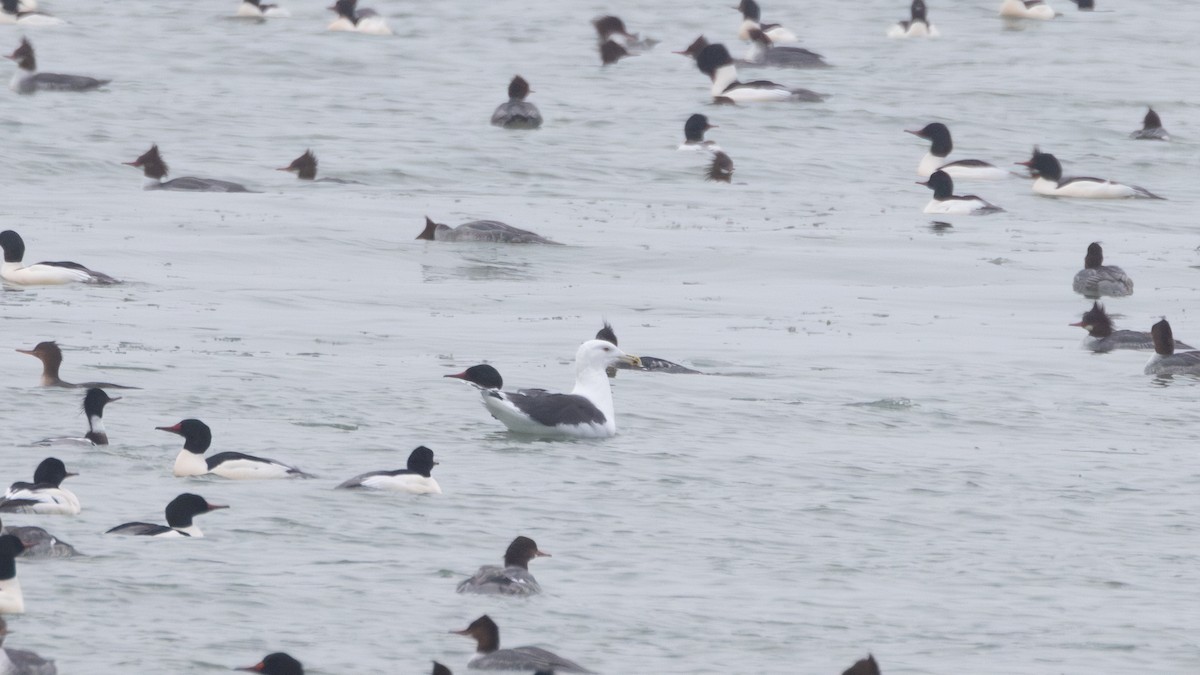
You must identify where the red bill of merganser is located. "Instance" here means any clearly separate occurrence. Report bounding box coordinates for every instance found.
[16,342,138,389]
[124,145,255,192]
[237,652,303,674]
[159,419,314,480]
[327,0,391,35]
[888,0,938,37]
[452,615,594,673]
[446,340,641,438]
[679,114,721,152]
[743,28,829,69]
[106,493,227,538]
[276,150,358,183]
[906,123,1009,180]
[916,170,1004,215]
[999,0,1057,20]
[0,517,80,559]
[6,38,106,94]
[1145,320,1200,376]
[0,618,56,674]
[1131,107,1168,141]
[1017,148,1164,199]
[1071,302,1192,353]
[0,536,25,614]
[692,43,825,103]
[0,0,62,25]
[236,0,291,18]
[0,458,80,516]
[735,0,798,44]
[1073,242,1132,298]
[336,446,441,493]
[34,388,120,447]
[591,15,658,52]
[843,654,880,675]
[1,230,118,286]
[491,76,542,130]
[457,536,548,596]
[705,151,734,183]
[416,216,561,244]
[595,322,701,374]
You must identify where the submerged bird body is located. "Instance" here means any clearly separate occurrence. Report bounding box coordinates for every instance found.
[35,388,119,447]
[0,459,80,516]
[16,342,136,389]
[1145,320,1200,376]
[1073,243,1132,298]
[160,419,312,480]
[491,76,542,130]
[1,518,79,559]
[454,615,593,673]
[1018,149,1163,199]
[1131,107,1168,141]
[888,0,938,37]
[416,217,559,244]
[124,145,252,192]
[595,323,700,375]
[106,493,227,538]
[337,446,440,493]
[457,536,548,596]
[6,38,107,94]
[917,170,1003,215]
[1,231,118,286]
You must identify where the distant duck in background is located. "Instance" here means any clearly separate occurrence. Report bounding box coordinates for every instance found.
[1073,243,1133,298]
[416,217,560,244]
[999,0,1057,20]
[235,0,290,18]
[327,0,391,35]
[888,0,938,38]
[490,76,543,130]
[735,0,798,44]
[1130,108,1168,141]
[592,15,657,52]
[277,150,358,183]
[16,342,137,388]
[34,388,120,447]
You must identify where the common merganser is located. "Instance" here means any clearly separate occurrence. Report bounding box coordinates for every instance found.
[444,364,504,391]
[159,419,314,480]
[0,0,62,26]
[452,615,593,673]
[0,458,80,516]
[1071,302,1191,353]
[595,322,701,374]
[0,617,55,674]
[491,76,542,130]
[843,654,880,675]
[456,536,548,596]
[1,231,118,286]
[16,342,138,389]
[416,216,561,244]
[1130,108,1168,141]
[236,0,290,18]
[916,170,1004,215]
[1145,320,1200,376]
[34,388,120,447]
[0,536,25,614]
[105,493,228,538]
[999,0,1057,20]
[693,43,825,103]
[1017,148,1163,199]
[276,150,357,183]
[327,0,391,35]
[6,38,105,94]
[678,114,721,152]
[1073,242,1132,298]
[705,152,734,183]
[446,340,641,438]
[336,446,440,493]
[124,145,254,192]
[735,0,798,44]
[237,653,303,674]
[743,28,829,69]
[599,39,630,65]
[888,0,938,38]
[906,123,1008,180]
[0,517,80,559]
[591,15,657,52]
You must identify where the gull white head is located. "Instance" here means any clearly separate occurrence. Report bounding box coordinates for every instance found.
[575,339,640,376]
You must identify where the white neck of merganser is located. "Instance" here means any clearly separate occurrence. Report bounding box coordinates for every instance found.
[571,365,615,418]
[88,414,106,436]
[176,524,203,538]
[174,449,209,477]
[711,64,738,97]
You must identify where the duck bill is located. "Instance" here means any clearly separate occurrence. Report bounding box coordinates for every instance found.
[206,503,230,511]
[1069,321,1086,327]
[443,371,469,380]
[235,664,266,673]
[155,423,184,434]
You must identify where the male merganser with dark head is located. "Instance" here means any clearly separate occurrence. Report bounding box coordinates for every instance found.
[452,615,593,673]
[705,152,734,183]
[0,517,79,559]
[34,388,120,447]
[457,536,549,596]
[0,536,25,614]
[0,0,62,25]
[906,123,1008,180]
[679,114,721,152]
[416,216,560,244]
[693,43,825,103]
[1,231,118,286]
[327,0,391,35]
[595,323,700,374]
[743,28,828,69]
[16,342,138,389]
[888,0,938,37]
[1070,302,1191,353]
[1017,148,1163,199]
[6,38,105,94]
[106,493,228,538]
[124,145,254,192]
[237,652,303,674]
[843,654,880,675]
[336,446,440,493]
[1073,242,1132,298]
[591,15,657,52]
[0,458,80,516]
[1130,108,1168,141]
[735,0,798,44]
[491,76,542,130]
[236,0,290,18]
[599,39,630,66]
[159,419,313,480]
[999,0,1057,20]
[0,618,55,674]
[444,364,504,390]
[916,170,1004,215]
[276,150,357,183]
[447,340,640,438]
[1145,320,1200,376]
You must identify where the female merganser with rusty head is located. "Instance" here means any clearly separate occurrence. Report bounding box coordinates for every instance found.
[16,342,138,388]
[1071,302,1192,353]
[888,0,938,37]
[1145,320,1200,376]
[327,0,391,35]
[34,388,120,447]
[336,446,440,493]
[237,652,303,674]
[416,216,560,244]
[6,38,106,94]
[457,536,549,596]
[491,76,542,130]
[277,150,357,183]
[1,231,118,285]
[916,170,1004,215]
[1130,108,1168,141]
[1017,148,1164,199]
[693,43,825,103]
[906,123,1008,180]
[124,145,254,192]
[1073,242,1132,298]
[453,615,593,673]
[106,493,228,538]
[159,419,314,480]
[0,458,80,516]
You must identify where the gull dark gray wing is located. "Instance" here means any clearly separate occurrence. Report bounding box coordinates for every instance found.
[494,391,607,427]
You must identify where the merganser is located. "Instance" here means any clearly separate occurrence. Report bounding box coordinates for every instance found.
[0,0,62,26]
[591,15,657,52]
[452,615,593,673]
[1069,0,1093,9]
[1,230,118,286]
[1145,320,1200,376]
[0,517,80,559]
[0,618,55,674]
[906,123,1009,180]
[491,76,542,130]
[16,342,138,389]
[446,340,641,438]
[705,151,734,183]
[416,216,561,244]
[456,536,549,596]
[0,536,25,614]
[34,388,120,447]
[1071,302,1191,353]
[999,0,1057,20]
[444,364,504,391]
[1017,148,1164,199]
[0,458,80,516]
[237,653,303,674]
[843,654,880,675]
[678,114,721,152]
[599,39,630,66]
[124,145,254,192]
[1130,108,1168,141]
[742,28,829,69]
[159,419,314,480]
[236,0,290,18]
[916,170,1004,215]
[276,150,358,183]
[105,493,228,538]
[6,38,105,94]
[693,43,825,103]
[336,446,441,493]
[888,0,938,38]
[327,0,391,35]
[1073,242,1132,298]
[595,323,701,374]
[735,0,798,44]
